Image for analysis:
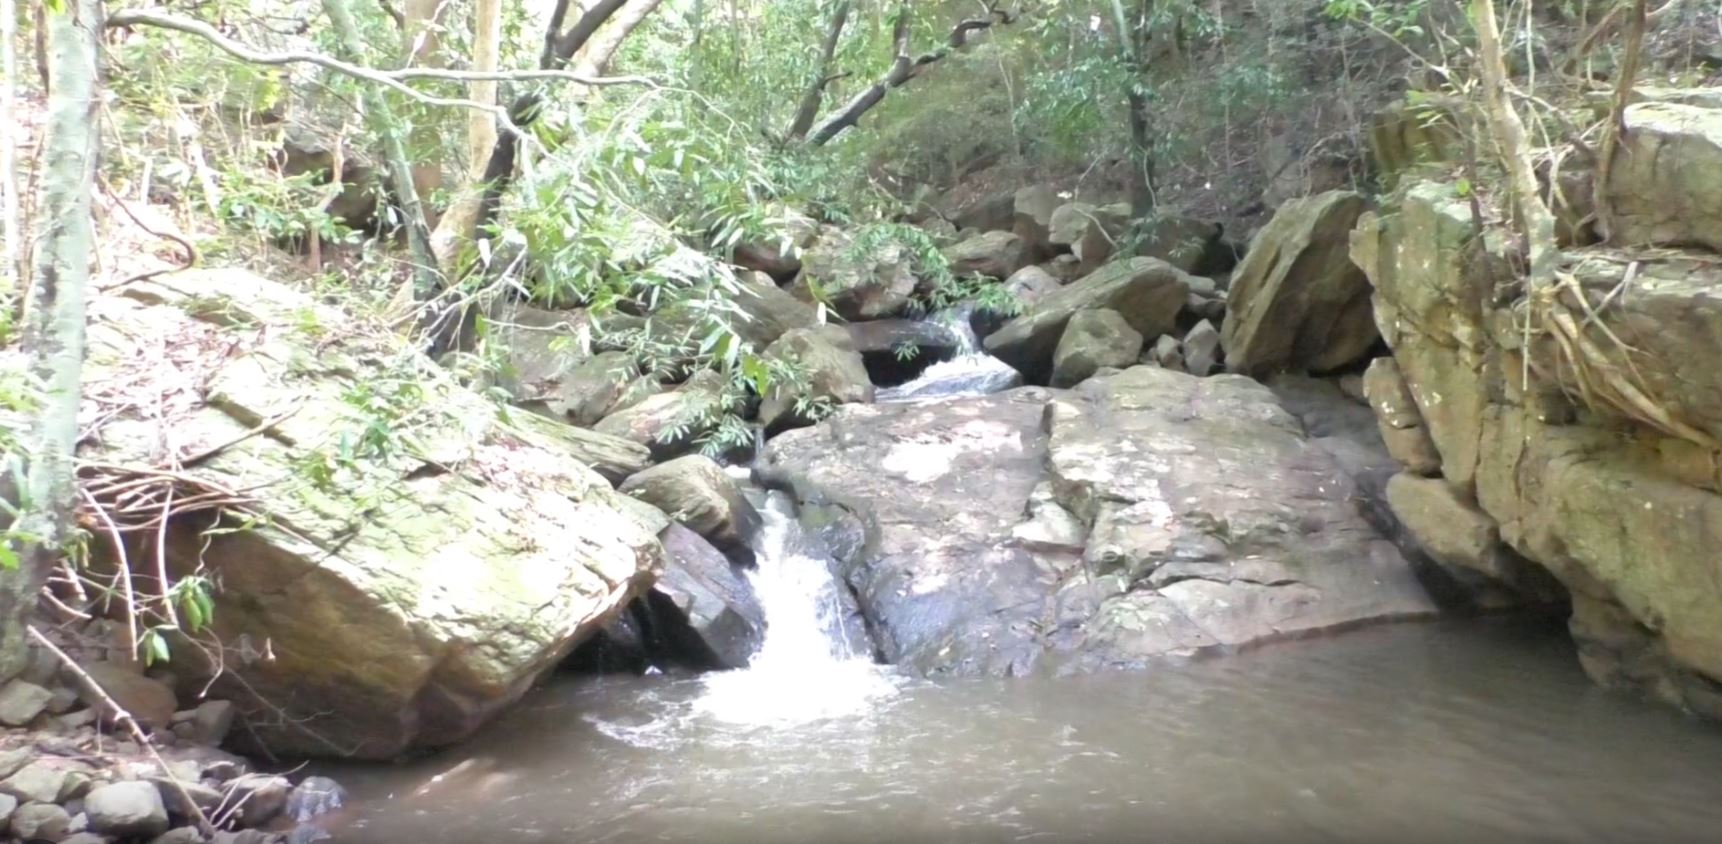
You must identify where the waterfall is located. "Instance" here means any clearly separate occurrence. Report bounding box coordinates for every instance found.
[693,492,895,724]
[876,304,1022,402]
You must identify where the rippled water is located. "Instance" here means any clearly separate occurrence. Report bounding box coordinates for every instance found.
[318,617,1722,844]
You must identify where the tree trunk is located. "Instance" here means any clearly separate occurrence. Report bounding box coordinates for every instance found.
[1,0,19,299]
[785,0,852,142]
[574,0,665,78]
[430,0,503,271]
[1471,0,1558,290]
[402,0,448,219]
[321,0,443,306]
[1,0,101,679]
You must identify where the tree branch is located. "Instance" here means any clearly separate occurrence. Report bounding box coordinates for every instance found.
[806,3,1017,146]
[785,0,851,142]
[1593,0,1649,243]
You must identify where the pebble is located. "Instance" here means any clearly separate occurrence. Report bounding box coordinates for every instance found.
[0,680,54,727]
[86,779,172,838]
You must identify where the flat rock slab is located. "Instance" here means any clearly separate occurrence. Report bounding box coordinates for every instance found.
[762,367,1438,678]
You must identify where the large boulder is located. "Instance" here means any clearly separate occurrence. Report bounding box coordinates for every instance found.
[1048,202,1131,275]
[760,368,1438,678]
[613,271,820,361]
[1605,101,1722,253]
[530,350,651,428]
[792,227,919,321]
[80,270,662,758]
[1362,357,1441,475]
[942,230,1031,280]
[1222,190,1378,375]
[1003,265,1064,310]
[594,369,728,462]
[1050,309,1143,388]
[1124,215,1222,274]
[641,524,766,670]
[983,257,1191,384]
[1011,185,1061,254]
[757,326,875,432]
[619,456,762,552]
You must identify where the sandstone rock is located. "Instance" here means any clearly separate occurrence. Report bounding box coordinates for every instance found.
[75,664,178,731]
[984,257,1192,384]
[150,776,222,822]
[10,802,71,840]
[1223,191,1377,375]
[757,325,875,433]
[594,369,728,462]
[285,776,346,823]
[1606,102,1722,252]
[1183,319,1221,376]
[793,227,919,321]
[733,207,819,281]
[1003,266,1063,310]
[760,369,1437,677]
[186,700,234,746]
[1386,473,1560,601]
[228,775,291,827]
[645,524,767,669]
[529,350,640,428]
[846,319,963,360]
[1050,309,1144,388]
[1146,335,1183,371]
[620,456,762,552]
[0,793,14,826]
[1049,202,1131,275]
[86,781,171,839]
[84,270,662,758]
[1041,255,1084,284]
[942,230,1031,282]
[1362,358,1441,475]
[1012,185,1061,254]
[0,680,53,726]
[43,687,78,715]
[149,828,209,844]
[1,762,68,804]
[1125,215,1222,274]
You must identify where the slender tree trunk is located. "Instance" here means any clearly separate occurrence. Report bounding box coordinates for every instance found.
[1471,0,1558,289]
[1592,0,1649,243]
[1,0,101,679]
[402,0,448,223]
[1,0,19,300]
[785,0,852,142]
[431,0,503,271]
[574,0,665,77]
[1113,0,1155,214]
[321,0,443,305]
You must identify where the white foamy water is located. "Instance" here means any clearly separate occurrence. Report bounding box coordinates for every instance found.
[693,495,897,725]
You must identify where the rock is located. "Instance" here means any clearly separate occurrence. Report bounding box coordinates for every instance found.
[42,687,78,716]
[620,456,762,552]
[846,319,963,360]
[150,828,209,844]
[732,207,819,281]
[1003,266,1063,310]
[760,369,1437,677]
[650,271,821,355]
[1041,255,1084,284]
[284,776,345,823]
[792,227,919,321]
[0,680,53,726]
[185,700,234,746]
[1048,202,1130,275]
[1011,185,1061,254]
[952,190,1018,233]
[1146,335,1184,370]
[1605,102,1722,252]
[1186,292,1227,323]
[1125,215,1222,274]
[1050,309,1143,388]
[227,775,291,827]
[528,350,640,428]
[640,524,767,669]
[1222,191,1377,375]
[150,777,222,822]
[1009,483,1087,553]
[1386,473,1561,601]
[984,257,1192,384]
[72,664,177,732]
[58,709,97,730]
[84,271,662,758]
[63,833,106,844]
[0,762,66,804]
[594,369,728,462]
[1183,319,1221,376]
[86,780,170,839]
[1362,358,1441,475]
[757,326,875,433]
[0,793,15,826]
[0,749,28,780]
[942,231,1030,280]
[56,771,92,803]
[10,802,71,841]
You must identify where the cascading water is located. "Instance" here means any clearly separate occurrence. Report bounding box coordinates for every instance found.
[877,304,1022,402]
[693,491,896,725]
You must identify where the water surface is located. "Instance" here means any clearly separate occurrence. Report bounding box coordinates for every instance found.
[321,618,1722,844]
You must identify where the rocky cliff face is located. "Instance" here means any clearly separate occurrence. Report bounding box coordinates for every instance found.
[1354,115,1722,719]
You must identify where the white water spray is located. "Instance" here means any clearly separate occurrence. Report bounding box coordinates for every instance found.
[877,305,1022,403]
[695,494,896,725]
